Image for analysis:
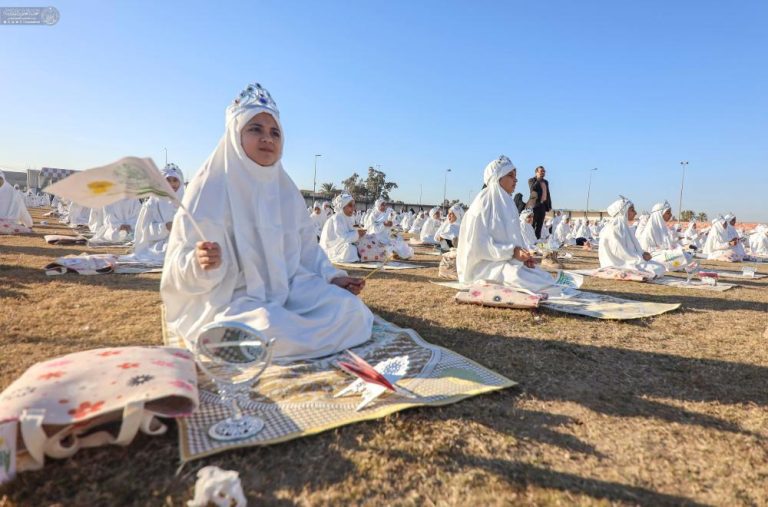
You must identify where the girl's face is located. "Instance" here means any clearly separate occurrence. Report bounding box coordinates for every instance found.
[526,215,533,224]
[499,169,517,194]
[662,209,673,222]
[241,112,283,166]
[448,211,457,223]
[343,201,355,217]
[166,176,181,192]
[627,205,637,222]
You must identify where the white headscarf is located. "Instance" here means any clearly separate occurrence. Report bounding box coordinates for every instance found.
[161,82,372,359]
[638,200,673,252]
[702,215,730,256]
[0,169,33,227]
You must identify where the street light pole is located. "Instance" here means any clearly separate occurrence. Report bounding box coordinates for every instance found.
[164,147,168,166]
[678,161,689,221]
[313,154,322,196]
[443,168,452,210]
[585,168,597,219]
[419,184,422,206]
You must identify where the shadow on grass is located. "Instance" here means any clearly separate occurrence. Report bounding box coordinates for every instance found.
[0,264,160,293]
[373,308,767,433]
[592,288,767,312]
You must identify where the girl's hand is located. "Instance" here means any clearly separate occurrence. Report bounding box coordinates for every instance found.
[331,276,366,295]
[642,252,652,261]
[196,241,222,270]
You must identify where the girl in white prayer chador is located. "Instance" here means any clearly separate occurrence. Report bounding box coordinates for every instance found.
[702,215,743,261]
[518,208,538,251]
[637,200,691,270]
[598,196,666,278]
[124,163,185,264]
[0,170,33,228]
[161,82,373,362]
[749,224,768,257]
[320,193,366,263]
[434,203,464,248]
[309,202,325,238]
[419,207,442,245]
[89,197,142,243]
[456,156,562,295]
[408,211,426,235]
[364,198,414,259]
[724,214,748,259]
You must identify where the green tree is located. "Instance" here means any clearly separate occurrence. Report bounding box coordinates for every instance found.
[341,173,366,201]
[319,182,338,196]
[364,167,398,201]
[679,209,696,222]
[696,211,708,222]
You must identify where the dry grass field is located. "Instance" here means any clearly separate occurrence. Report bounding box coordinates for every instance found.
[1,208,767,506]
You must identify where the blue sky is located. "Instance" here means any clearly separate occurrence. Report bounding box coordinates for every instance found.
[1,0,766,220]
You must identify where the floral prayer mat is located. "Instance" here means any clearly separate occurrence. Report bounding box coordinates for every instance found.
[163,315,515,462]
[334,261,425,270]
[569,269,737,292]
[430,281,680,320]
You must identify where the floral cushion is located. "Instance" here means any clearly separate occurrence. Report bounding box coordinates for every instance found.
[455,281,542,309]
[357,235,388,262]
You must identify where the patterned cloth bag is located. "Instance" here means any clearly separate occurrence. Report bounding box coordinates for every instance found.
[438,250,458,279]
[0,218,32,235]
[0,346,199,472]
[455,281,542,308]
[356,234,388,262]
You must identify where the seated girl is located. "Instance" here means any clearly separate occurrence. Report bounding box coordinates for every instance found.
[320,193,366,263]
[364,198,413,259]
[89,198,142,244]
[637,200,691,270]
[456,155,562,295]
[418,207,442,245]
[434,203,464,249]
[702,215,743,262]
[161,82,373,362]
[598,196,666,278]
[748,224,768,257]
[518,208,538,251]
[408,211,426,235]
[0,170,33,230]
[309,202,326,238]
[125,163,185,264]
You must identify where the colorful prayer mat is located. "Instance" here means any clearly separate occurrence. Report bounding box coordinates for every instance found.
[163,315,516,462]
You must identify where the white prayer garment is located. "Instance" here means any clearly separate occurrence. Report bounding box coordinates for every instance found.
[400,211,413,232]
[518,208,538,250]
[88,198,142,243]
[638,201,693,270]
[364,198,391,237]
[408,212,426,234]
[434,204,464,244]
[0,170,33,227]
[633,213,649,239]
[749,225,768,256]
[702,216,741,261]
[124,164,185,264]
[724,214,748,259]
[309,202,325,237]
[456,155,561,295]
[67,202,91,226]
[638,201,676,252]
[598,197,666,278]
[419,207,442,244]
[320,193,362,263]
[161,82,373,362]
[554,217,573,246]
[681,220,701,249]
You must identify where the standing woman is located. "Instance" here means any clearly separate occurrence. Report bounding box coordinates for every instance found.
[161,82,373,361]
